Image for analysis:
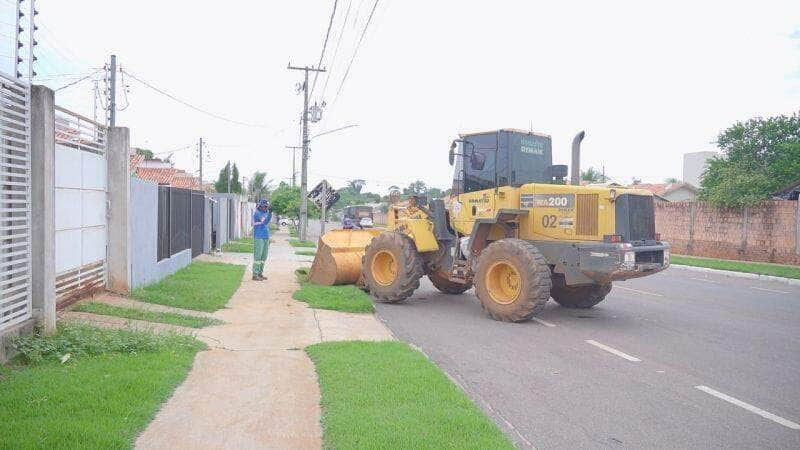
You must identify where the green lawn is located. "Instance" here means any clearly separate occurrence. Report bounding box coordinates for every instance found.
[306,341,514,449]
[1,324,203,449]
[132,261,245,312]
[295,250,316,256]
[293,268,373,313]
[72,302,222,328]
[672,254,800,279]
[222,237,254,253]
[289,229,298,238]
[289,239,316,248]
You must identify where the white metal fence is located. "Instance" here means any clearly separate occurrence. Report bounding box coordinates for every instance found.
[54,106,107,307]
[0,72,31,332]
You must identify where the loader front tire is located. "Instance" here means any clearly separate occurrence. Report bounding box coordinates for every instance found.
[474,239,551,322]
[362,232,423,303]
[549,274,611,309]
[427,271,473,295]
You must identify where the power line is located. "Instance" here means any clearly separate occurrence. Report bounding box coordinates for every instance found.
[309,0,338,99]
[122,69,270,129]
[54,69,103,91]
[319,0,352,102]
[330,0,380,107]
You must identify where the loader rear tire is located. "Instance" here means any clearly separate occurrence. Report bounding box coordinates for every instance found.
[550,274,611,309]
[474,239,551,322]
[362,232,423,303]
[427,271,473,295]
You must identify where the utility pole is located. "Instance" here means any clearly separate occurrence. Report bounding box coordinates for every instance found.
[109,54,117,127]
[287,63,325,242]
[285,145,301,187]
[198,138,204,186]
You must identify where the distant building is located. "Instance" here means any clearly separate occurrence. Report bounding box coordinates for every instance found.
[129,153,201,189]
[683,151,718,187]
[633,182,699,202]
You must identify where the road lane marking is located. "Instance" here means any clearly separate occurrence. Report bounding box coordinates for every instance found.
[531,317,556,327]
[615,285,664,297]
[690,277,720,284]
[585,340,641,362]
[695,385,800,430]
[750,286,790,295]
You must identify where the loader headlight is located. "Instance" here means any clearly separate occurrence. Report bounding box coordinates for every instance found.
[624,251,635,264]
[663,249,670,265]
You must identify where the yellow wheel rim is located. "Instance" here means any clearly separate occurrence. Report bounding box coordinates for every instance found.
[372,250,398,286]
[485,261,521,305]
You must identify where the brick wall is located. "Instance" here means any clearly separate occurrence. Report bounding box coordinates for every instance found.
[655,200,799,265]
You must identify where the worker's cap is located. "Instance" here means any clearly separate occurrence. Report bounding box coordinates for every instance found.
[258,199,269,207]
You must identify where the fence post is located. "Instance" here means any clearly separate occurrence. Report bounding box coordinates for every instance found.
[687,202,696,255]
[740,206,749,254]
[107,127,131,294]
[796,200,800,257]
[29,85,56,333]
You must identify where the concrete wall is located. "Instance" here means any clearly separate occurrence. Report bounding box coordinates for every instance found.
[656,200,800,265]
[682,151,718,187]
[130,177,192,288]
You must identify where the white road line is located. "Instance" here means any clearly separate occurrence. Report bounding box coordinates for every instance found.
[615,285,664,297]
[750,286,790,295]
[531,317,556,327]
[695,385,800,430]
[585,340,641,362]
[690,277,720,284]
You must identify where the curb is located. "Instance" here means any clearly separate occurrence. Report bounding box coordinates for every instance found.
[670,264,800,287]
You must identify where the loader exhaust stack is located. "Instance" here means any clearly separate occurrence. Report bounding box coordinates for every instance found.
[570,130,585,186]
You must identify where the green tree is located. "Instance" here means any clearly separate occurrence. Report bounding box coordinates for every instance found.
[270,182,319,222]
[347,179,366,194]
[581,167,602,183]
[247,171,271,201]
[428,187,445,199]
[699,113,800,208]
[230,164,242,194]
[404,180,427,196]
[664,177,679,184]
[214,163,231,193]
[135,147,154,159]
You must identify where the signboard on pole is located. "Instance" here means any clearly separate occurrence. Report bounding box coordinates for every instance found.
[308,180,339,209]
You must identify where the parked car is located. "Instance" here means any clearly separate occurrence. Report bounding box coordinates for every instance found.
[279,217,295,227]
[359,217,374,228]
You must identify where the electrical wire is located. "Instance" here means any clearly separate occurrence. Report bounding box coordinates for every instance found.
[54,68,103,91]
[117,65,130,111]
[319,0,352,102]
[309,0,338,99]
[122,69,269,129]
[330,0,380,106]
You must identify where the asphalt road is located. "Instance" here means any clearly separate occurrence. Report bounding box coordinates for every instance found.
[374,266,800,449]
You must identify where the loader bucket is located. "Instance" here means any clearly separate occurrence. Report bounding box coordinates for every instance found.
[307,229,382,285]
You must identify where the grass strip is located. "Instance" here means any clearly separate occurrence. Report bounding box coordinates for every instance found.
[293,268,373,313]
[72,302,222,328]
[222,237,254,253]
[132,261,245,312]
[671,254,800,280]
[1,324,203,449]
[289,239,316,248]
[295,250,316,256]
[306,341,514,449]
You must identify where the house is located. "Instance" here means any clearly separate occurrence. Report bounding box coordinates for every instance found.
[130,153,201,189]
[632,182,699,202]
[772,179,800,201]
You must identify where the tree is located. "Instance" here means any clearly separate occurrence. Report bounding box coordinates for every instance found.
[581,167,603,183]
[214,162,242,194]
[248,171,272,201]
[428,187,445,199]
[403,180,427,196]
[664,177,679,184]
[347,179,366,194]
[230,164,242,194]
[135,147,154,159]
[631,178,642,185]
[699,113,800,208]
[388,185,400,194]
[269,182,319,222]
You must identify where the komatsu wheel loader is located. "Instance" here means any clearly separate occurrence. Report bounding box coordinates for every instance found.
[308,129,670,322]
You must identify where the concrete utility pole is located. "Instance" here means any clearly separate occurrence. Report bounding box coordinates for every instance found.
[320,188,327,236]
[287,63,325,242]
[109,54,117,127]
[285,145,302,187]
[198,138,204,186]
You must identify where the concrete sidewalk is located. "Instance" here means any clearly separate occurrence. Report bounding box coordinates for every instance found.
[135,230,393,450]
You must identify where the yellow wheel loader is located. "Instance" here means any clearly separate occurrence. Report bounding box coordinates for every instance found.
[309,129,670,322]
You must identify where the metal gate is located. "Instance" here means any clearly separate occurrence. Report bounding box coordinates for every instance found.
[54,106,107,307]
[0,73,32,332]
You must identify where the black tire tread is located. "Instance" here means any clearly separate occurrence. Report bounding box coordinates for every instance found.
[362,232,423,303]
[427,270,473,295]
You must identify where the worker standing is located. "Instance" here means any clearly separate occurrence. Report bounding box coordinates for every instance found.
[252,199,272,281]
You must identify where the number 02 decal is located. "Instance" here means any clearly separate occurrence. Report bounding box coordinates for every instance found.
[541,214,557,228]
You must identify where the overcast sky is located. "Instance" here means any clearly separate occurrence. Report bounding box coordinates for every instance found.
[7,1,800,193]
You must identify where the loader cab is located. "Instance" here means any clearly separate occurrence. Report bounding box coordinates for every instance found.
[450,129,557,195]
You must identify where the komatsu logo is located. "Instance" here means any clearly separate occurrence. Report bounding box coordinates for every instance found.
[468,194,490,204]
[520,137,545,155]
